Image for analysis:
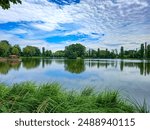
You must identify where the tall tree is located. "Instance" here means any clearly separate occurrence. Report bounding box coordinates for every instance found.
[140,44,144,59]
[88,49,91,57]
[91,49,97,58]
[42,47,45,56]
[97,48,100,58]
[145,42,147,58]
[147,44,150,59]
[105,49,109,58]
[120,46,124,59]
[0,0,22,9]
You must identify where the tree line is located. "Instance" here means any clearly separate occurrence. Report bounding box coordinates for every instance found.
[0,40,150,59]
[0,40,52,57]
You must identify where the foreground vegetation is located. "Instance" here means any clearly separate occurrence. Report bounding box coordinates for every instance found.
[0,82,149,113]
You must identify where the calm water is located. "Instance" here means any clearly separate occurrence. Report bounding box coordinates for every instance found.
[0,58,150,105]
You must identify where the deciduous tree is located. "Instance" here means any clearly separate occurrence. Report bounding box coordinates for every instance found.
[0,0,22,9]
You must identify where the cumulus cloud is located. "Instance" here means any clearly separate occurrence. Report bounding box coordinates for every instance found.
[0,0,150,50]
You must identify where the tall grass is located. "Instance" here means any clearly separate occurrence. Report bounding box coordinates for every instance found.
[0,82,149,113]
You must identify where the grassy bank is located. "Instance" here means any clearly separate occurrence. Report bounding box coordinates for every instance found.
[0,82,149,113]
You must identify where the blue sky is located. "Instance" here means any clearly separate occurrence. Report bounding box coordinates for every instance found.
[0,0,150,51]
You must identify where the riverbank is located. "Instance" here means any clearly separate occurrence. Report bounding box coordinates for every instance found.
[0,82,149,113]
[0,57,21,62]
[0,57,7,62]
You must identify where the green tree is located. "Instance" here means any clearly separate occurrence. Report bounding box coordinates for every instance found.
[65,43,86,59]
[97,48,100,58]
[53,50,65,57]
[45,50,52,57]
[23,46,41,57]
[13,44,21,55]
[105,49,110,58]
[145,42,147,58]
[110,50,116,59]
[120,46,124,59]
[23,47,32,57]
[0,0,22,9]
[88,49,91,57]
[147,45,150,59]
[42,47,45,56]
[11,47,19,55]
[0,40,11,57]
[91,49,97,58]
[140,44,144,59]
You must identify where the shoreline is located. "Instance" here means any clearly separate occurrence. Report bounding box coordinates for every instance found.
[0,57,21,62]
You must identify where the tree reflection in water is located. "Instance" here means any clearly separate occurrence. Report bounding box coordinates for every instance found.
[22,58,41,69]
[0,60,21,74]
[64,59,85,74]
[0,59,150,75]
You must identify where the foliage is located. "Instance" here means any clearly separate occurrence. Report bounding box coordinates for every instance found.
[42,47,45,56]
[53,50,65,57]
[91,49,97,58]
[120,46,124,59]
[0,82,149,113]
[97,48,100,57]
[87,49,117,59]
[23,46,41,57]
[0,40,11,57]
[140,44,144,59]
[45,50,52,57]
[12,44,21,55]
[11,46,19,55]
[65,43,86,59]
[0,0,22,9]
[147,45,150,58]
[131,98,149,113]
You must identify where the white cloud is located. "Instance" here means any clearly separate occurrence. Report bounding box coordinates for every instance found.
[0,30,66,51]
[9,29,28,34]
[0,0,150,50]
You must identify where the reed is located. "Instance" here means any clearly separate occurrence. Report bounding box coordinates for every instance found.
[0,82,149,113]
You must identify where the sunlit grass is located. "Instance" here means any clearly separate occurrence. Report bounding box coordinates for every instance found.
[0,82,149,113]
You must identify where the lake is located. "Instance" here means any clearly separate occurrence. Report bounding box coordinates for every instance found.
[0,58,150,105]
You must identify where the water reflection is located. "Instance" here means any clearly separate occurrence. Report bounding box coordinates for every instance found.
[120,60,124,71]
[85,59,117,69]
[22,58,41,69]
[0,61,21,74]
[64,59,85,74]
[0,59,150,75]
[42,58,52,68]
